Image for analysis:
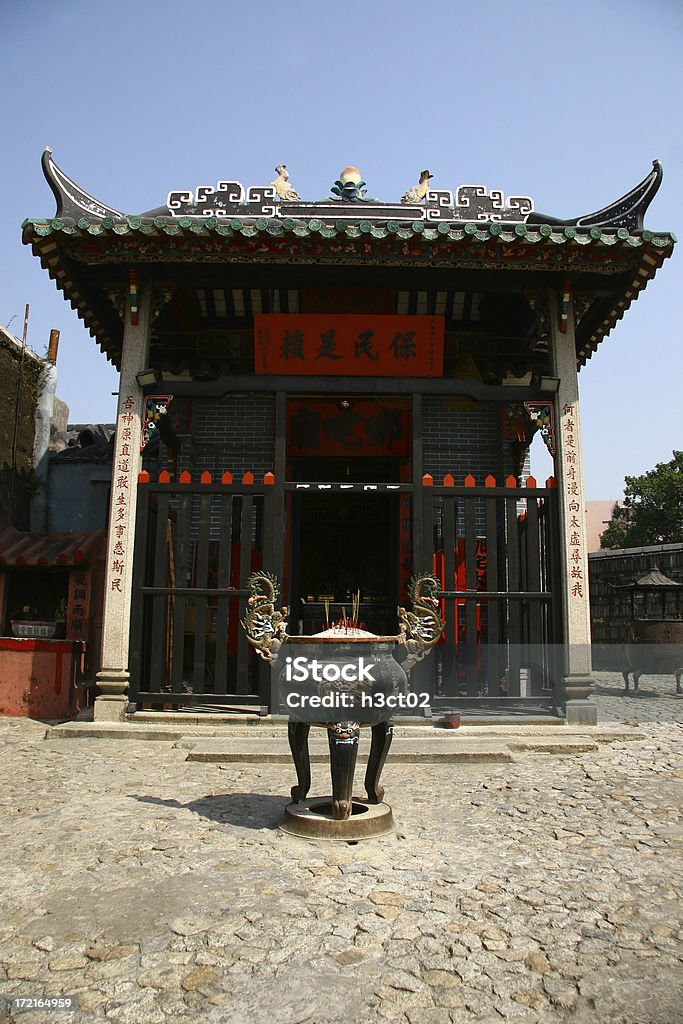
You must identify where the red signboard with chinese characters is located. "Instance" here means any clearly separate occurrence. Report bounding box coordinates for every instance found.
[254,315,444,376]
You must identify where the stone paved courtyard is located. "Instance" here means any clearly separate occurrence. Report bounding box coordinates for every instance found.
[0,672,682,1024]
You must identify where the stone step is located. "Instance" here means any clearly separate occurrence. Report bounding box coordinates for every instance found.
[129,710,568,727]
[182,733,604,764]
[46,720,644,748]
[185,737,514,764]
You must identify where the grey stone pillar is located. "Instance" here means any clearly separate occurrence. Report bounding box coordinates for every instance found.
[94,285,151,722]
[548,290,597,725]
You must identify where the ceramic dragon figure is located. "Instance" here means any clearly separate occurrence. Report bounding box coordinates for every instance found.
[242,571,289,664]
[398,572,444,673]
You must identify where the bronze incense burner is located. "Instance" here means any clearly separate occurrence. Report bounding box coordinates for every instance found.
[242,572,443,839]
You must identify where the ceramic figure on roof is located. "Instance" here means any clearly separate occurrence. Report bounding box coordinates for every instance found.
[401,170,434,205]
[270,164,302,202]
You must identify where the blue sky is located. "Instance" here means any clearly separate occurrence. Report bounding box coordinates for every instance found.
[2,0,681,500]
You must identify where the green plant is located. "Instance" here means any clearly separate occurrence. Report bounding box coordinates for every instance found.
[23,470,42,498]
[601,451,683,548]
[11,604,38,621]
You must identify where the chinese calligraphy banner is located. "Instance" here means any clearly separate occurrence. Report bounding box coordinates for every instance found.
[287,399,409,457]
[254,315,444,376]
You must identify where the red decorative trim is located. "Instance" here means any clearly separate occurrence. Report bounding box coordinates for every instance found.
[0,638,74,653]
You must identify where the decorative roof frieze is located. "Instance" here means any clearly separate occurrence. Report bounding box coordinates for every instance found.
[37,150,666,234]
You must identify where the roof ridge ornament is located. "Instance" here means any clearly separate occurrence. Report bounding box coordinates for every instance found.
[329,166,377,203]
[39,150,663,233]
[527,161,663,232]
[42,147,125,221]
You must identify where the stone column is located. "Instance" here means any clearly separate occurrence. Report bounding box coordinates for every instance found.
[94,285,151,722]
[548,290,596,725]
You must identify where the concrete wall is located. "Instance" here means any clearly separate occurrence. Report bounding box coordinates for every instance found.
[0,639,83,718]
[47,462,112,533]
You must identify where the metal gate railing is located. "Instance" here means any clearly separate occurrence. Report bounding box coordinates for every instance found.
[128,469,276,709]
[420,473,562,710]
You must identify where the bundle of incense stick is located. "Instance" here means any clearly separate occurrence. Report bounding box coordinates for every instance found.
[352,590,361,626]
[327,592,364,632]
[324,598,330,629]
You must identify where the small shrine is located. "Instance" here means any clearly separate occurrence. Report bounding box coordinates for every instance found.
[22,151,675,725]
[610,567,683,695]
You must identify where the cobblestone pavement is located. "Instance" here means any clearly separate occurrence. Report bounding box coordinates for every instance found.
[593,670,683,725]
[0,675,682,1024]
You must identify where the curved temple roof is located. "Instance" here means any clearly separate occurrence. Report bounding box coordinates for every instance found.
[22,151,676,369]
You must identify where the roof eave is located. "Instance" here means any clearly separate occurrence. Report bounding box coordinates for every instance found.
[22,218,676,371]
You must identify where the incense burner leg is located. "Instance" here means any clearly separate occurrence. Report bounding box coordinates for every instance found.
[328,722,360,820]
[288,721,311,803]
[365,720,394,804]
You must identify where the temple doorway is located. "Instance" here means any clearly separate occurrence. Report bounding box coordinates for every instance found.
[287,457,403,636]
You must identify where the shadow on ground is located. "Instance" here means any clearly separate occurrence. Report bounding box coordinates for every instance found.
[131,792,285,829]
[594,680,680,698]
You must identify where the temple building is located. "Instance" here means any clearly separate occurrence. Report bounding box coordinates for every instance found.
[22,152,674,724]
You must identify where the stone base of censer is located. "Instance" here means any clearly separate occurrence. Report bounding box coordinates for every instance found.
[280,797,395,841]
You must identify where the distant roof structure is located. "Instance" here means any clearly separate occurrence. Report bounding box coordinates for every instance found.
[51,423,115,464]
[0,527,105,567]
[611,566,683,590]
[22,150,675,370]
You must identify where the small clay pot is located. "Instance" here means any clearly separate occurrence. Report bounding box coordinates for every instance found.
[443,712,461,729]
